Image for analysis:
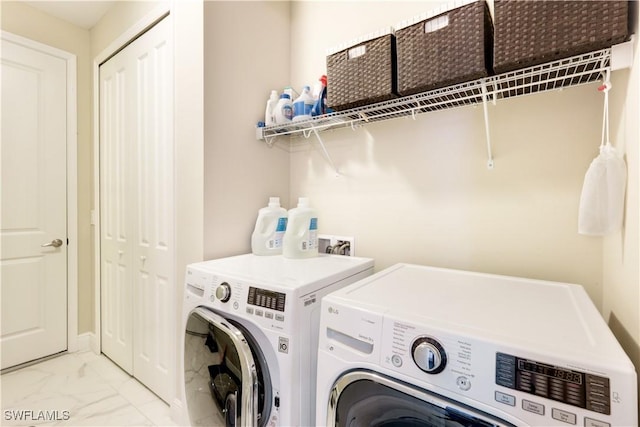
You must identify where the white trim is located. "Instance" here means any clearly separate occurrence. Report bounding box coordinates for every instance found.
[92,38,100,362]
[94,3,171,65]
[0,31,79,357]
[170,398,187,426]
[92,2,171,357]
[75,332,98,353]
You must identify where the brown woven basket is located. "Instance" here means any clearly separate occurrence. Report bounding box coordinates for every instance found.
[396,1,493,96]
[326,33,397,111]
[494,0,629,74]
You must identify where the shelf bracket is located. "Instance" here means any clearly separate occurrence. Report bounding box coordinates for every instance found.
[264,135,276,147]
[481,79,494,170]
[302,128,313,139]
[312,128,340,176]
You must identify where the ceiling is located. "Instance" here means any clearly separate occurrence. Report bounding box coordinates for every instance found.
[23,1,116,30]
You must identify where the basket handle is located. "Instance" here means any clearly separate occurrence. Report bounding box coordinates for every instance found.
[424,14,449,33]
[348,44,366,60]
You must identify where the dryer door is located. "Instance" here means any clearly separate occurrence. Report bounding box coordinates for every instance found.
[327,371,516,427]
[184,307,262,427]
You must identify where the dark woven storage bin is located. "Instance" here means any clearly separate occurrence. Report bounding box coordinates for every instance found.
[396,0,493,96]
[326,33,397,111]
[494,0,629,74]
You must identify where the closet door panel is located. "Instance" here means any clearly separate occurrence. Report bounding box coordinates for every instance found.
[100,58,134,374]
[132,15,174,403]
[100,15,173,403]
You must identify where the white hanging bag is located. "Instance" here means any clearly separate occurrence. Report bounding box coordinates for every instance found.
[578,80,627,236]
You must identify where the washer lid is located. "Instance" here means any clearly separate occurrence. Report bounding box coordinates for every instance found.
[327,263,631,364]
[188,254,373,293]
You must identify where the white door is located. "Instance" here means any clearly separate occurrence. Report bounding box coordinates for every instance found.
[1,35,68,369]
[100,15,173,403]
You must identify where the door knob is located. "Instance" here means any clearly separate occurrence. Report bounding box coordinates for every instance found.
[41,238,63,248]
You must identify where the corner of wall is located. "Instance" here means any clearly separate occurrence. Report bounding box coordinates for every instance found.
[602,5,640,378]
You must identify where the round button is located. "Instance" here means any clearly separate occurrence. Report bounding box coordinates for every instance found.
[215,282,231,302]
[411,336,447,374]
[391,354,403,367]
[456,376,471,391]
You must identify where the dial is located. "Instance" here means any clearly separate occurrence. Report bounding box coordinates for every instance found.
[412,337,447,374]
[215,282,231,302]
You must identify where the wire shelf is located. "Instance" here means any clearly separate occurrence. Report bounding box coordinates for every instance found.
[259,48,611,144]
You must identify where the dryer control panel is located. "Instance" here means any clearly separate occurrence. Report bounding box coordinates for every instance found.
[496,352,611,415]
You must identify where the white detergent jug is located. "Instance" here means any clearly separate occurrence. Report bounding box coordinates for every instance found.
[283,197,318,259]
[264,90,279,126]
[292,86,314,122]
[251,197,288,255]
[273,93,293,125]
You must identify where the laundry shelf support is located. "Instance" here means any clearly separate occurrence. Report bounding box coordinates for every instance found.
[480,80,494,170]
[311,128,340,176]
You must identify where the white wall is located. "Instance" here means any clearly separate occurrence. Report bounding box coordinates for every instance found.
[289,1,607,305]
[172,0,204,411]
[203,1,290,259]
[603,3,640,388]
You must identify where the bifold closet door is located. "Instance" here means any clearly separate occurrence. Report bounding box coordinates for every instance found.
[100,15,174,403]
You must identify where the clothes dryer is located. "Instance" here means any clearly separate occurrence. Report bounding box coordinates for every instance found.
[181,253,373,427]
[316,263,637,427]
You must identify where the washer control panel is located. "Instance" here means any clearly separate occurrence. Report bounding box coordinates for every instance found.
[185,267,290,331]
[247,286,286,312]
[375,314,625,427]
[380,318,475,393]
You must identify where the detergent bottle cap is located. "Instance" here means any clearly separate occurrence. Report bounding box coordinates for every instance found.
[268,197,280,207]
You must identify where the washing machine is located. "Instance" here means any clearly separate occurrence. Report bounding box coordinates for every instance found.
[316,263,637,427]
[181,253,373,427]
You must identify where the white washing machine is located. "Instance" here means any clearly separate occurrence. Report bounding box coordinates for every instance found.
[181,253,373,427]
[316,263,638,427]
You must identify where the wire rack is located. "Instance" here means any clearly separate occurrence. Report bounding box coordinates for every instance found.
[258,48,611,145]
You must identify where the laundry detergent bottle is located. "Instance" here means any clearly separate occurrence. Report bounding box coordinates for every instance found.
[251,197,288,255]
[283,197,318,259]
[292,86,314,122]
[264,90,279,126]
[274,93,293,125]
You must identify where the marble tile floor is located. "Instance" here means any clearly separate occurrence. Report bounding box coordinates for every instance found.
[1,351,178,426]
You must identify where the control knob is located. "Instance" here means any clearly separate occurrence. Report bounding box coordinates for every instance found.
[216,282,231,302]
[412,337,447,374]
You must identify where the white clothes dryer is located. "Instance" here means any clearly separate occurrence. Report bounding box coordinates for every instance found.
[316,263,637,427]
[181,253,373,427]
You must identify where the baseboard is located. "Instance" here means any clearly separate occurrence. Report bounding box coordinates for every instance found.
[75,332,98,353]
[170,398,188,426]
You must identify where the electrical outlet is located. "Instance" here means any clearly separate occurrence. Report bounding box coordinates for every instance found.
[318,234,355,256]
